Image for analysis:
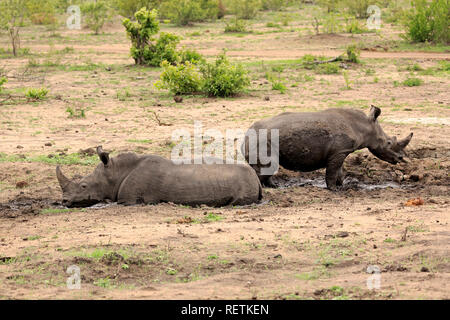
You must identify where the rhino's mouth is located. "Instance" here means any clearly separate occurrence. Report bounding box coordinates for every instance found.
[64,199,101,208]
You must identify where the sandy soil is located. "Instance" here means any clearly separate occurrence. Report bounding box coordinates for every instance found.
[0,11,449,300]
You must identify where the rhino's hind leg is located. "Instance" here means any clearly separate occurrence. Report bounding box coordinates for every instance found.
[325,154,347,190]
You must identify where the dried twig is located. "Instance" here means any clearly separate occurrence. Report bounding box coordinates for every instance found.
[150,110,172,126]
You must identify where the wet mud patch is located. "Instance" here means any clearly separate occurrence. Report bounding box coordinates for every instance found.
[269,146,449,192]
[0,196,59,218]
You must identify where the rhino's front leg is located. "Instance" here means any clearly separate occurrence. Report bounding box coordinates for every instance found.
[325,154,348,190]
[336,167,345,186]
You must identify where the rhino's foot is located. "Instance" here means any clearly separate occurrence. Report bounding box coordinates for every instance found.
[260,176,277,188]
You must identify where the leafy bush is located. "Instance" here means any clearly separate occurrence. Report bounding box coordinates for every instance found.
[270,78,287,93]
[344,0,371,19]
[160,0,218,26]
[316,62,340,74]
[144,32,181,66]
[261,0,286,11]
[27,0,57,25]
[346,44,360,63]
[344,16,368,34]
[0,77,7,92]
[226,0,261,19]
[200,52,250,97]
[155,61,203,95]
[405,0,449,44]
[179,48,205,64]
[113,0,160,19]
[123,8,160,65]
[81,1,109,35]
[403,77,423,86]
[124,8,203,66]
[224,18,248,33]
[26,87,48,100]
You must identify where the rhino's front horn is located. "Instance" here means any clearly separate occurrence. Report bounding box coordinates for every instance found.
[398,132,413,149]
[56,166,71,190]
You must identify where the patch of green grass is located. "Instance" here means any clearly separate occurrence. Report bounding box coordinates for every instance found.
[94,277,113,288]
[207,254,218,260]
[166,268,178,275]
[295,267,330,280]
[25,87,48,100]
[0,152,98,166]
[126,139,152,144]
[27,235,42,241]
[384,238,396,243]
[204,212,224,223]
[403,77,423,87]
[40,208,79,214]
[66,107,86,119]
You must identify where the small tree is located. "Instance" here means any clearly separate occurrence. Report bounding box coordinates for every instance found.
[123,7,160,65]
[81,1,109,35]
[405,0,449,44]
[0,0,29,56]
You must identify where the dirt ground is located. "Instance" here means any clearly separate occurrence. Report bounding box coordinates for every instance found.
[0,8,449,300]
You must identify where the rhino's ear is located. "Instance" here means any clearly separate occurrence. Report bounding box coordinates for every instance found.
[398,132,413,149]
[369,105,381,122]
[96,146,110,166]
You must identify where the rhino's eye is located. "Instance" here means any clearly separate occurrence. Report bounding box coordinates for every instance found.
[80,183,87,189]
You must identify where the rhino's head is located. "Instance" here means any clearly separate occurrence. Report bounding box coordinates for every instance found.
[367,105,413,165]
[56,146,114,207]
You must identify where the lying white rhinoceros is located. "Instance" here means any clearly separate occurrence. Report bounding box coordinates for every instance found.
[56,147,262,207]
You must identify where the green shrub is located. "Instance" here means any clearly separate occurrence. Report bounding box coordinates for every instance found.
[81,1,109,35]
[0,77,7,92]
[160,0,218,26]
[27,0,57,25]
[179,48,205,64]
[344,16,367,34]
[25,87,48,100]
[344,0,371,19]
[346,44,360,63]
[405,0,449,44]
[403,77,423,86]
[124,8,202,66]
[227,0,261,19]
[200,52,250,97]
[155,60,203,95]
[322,12,341,34]
[143,32,181,66]
[316,62,340,74]
[224,17,248,33]
[261,0,286,11]
[270,78,287,93]
[123,8,160,65]
[112,0,159,19]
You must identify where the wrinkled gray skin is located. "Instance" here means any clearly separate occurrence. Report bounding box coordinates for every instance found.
[242,106,413,190]
[57,147,262,207]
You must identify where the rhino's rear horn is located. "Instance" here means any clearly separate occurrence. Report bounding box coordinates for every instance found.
[398,132,413,148]
[97,145,110,165]
[56,166,71,190]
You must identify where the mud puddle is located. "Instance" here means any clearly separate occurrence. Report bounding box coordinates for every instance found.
[273,176,406,191]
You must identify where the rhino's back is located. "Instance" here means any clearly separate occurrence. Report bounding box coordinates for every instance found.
[160,162,261,206]
[118,157,261,207]
[249,109,361,171]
